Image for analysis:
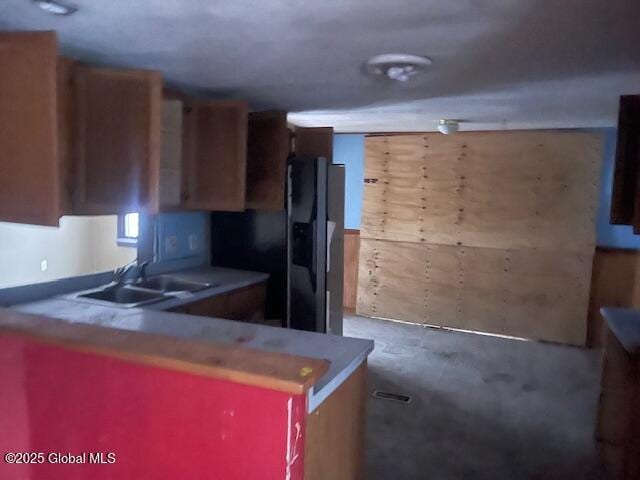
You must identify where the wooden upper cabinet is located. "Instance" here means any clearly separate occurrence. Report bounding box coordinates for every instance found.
[246,111,289,211]
[57,57,75,217]
[73,65,162,215]
[294,127,334,162]
[0,31,70,226]
[159,98,184,209]
[611,95,640,228]
[182,100,248,211]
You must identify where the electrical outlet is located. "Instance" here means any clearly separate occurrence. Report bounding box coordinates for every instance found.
[188,234,198,251]
[165,235,178,254]
[40,259,48,272]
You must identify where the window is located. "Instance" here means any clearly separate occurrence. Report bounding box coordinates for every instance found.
[118,212,139,247]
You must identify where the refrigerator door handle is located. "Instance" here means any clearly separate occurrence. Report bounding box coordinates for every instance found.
[326,220,336,273]
[326,290,331,333]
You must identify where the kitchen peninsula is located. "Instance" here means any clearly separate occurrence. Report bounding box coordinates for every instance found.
[0,278,372,479]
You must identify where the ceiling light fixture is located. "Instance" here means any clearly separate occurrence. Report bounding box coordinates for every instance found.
[366,53,432,82]
[33,0,78,15]
[437,119,460,135]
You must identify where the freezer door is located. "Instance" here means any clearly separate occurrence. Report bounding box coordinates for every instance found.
[287,157,328,332]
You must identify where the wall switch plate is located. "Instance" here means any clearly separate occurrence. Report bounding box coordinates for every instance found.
[165,235,178,254]
[40,259,48,272]
[188,234,199,251]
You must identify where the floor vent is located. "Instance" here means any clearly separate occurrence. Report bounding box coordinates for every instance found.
[372,390,412,404]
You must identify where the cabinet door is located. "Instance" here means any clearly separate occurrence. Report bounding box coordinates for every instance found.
[182,100,248,211]
[169,283,267,322]
[246,111,289,211]
[57,57,75,216]
[294,127,334,161]
[0,31,64,226]
[611,95,640,228]
[74,66,162,214]
[159,98,184,209]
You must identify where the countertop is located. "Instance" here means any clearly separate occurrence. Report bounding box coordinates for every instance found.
[0,309,330,395]
[71,265,271,312]
[601,307,640,355]
[12,265,374,411]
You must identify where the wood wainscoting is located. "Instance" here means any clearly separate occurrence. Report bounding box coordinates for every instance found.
[588,247,640,348]
[344,229,361,313]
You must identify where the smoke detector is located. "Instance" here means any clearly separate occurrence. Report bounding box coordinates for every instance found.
[365,54,432,82]
[437,119,460,135]
[33,0,78,15]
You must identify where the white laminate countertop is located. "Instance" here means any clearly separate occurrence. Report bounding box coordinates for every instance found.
[12,266,374,411]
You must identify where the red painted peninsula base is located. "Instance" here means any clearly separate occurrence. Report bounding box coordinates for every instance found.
[0,335,307,479]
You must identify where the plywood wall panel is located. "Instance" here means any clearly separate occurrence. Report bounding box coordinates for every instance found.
[357,238,432,326]
[362,132,602,254]
[359,131,602,345]
[357,238,593,345]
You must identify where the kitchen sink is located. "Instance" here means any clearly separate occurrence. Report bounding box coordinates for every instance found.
[69,274,214,309]
[133,275,214,293]
[75,285,167,308]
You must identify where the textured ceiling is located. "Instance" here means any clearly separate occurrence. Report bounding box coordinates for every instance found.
[1,0,639,132]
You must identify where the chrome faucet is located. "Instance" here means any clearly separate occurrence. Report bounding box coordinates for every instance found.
[138,261,150,281]
[112,260,149,285]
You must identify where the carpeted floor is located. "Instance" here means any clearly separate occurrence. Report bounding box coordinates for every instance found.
[343,314,603,480]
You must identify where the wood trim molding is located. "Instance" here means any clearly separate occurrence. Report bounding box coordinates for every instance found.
[344,229,361,312]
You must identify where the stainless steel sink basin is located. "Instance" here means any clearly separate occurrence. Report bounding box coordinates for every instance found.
[69,274,214,309]
[75,285,167,308]
[133,275,213,293]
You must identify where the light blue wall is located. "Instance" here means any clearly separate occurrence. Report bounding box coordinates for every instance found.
[596,129,640,249]
[333,134,365,230]
[155,212,209,262]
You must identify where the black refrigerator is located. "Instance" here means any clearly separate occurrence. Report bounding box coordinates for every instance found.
[210,156,345,335]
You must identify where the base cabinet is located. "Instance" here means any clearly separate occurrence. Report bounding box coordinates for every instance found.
[0,309,369,480]
[596,326,640,479]
[169,282,266,323]
[304,363,367,480]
